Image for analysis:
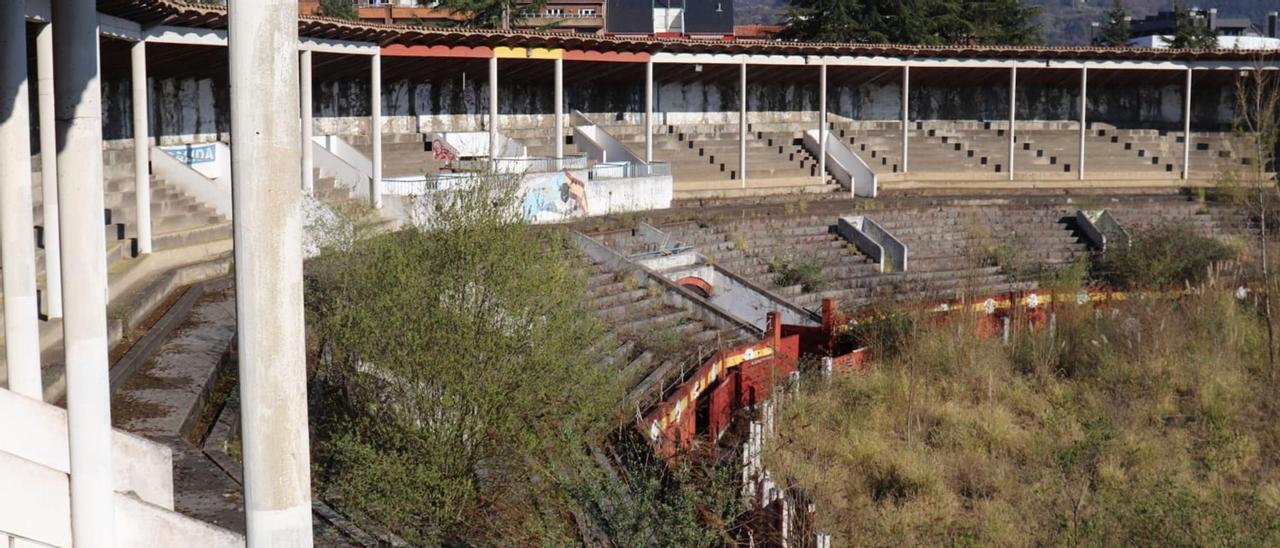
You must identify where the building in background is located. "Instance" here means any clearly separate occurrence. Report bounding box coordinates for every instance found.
[1129,8,1280,49]
[606,0,735,39]
[310,0,742,38]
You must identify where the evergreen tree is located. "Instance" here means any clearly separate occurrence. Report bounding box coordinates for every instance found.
[1096,0,1131,47]
[318,0,358,21]
[1169,1,1218,49]
[782,0,1042,46]
[437,0,547,29]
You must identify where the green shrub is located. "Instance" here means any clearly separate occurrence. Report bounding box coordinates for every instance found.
[1096,224,1238,290]
[307,175,622,544]
[771,258,829,292]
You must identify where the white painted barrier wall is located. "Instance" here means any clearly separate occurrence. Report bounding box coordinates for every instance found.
[804,129,877,198]
[0,388,174,510]
[151,144,233,219]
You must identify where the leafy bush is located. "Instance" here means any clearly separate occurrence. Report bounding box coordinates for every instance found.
[771,258,829,292]
[307,176,622,544]
[839,310,916,360]
[1096,224,1238,290]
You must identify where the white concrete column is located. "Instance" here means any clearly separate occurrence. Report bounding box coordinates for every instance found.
[1078,67,1087,181]
[818,63,827,183]
[554,57,564,162]
[644,59,653,163]
[1,0,41,398]
[37,23,63,320]
[51,0,116,542]
[1182,67,1192,180]
[131,41,152,254]
[488,55,498,159]
[901,65,910,173]
[1007,66,1017,181]
[370,51,382,208]
[739,60,747,188]
[228,0,314,545]
[300,49,313,195]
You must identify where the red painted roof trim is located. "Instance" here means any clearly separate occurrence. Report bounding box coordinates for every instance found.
[382,44,494,58]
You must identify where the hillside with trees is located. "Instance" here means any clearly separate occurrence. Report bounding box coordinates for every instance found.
[758,0,1277,45]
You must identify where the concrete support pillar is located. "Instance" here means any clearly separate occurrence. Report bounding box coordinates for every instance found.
[554,57,564,162]
[1078,67,1087,181]
[131,41,152,254]
[818,63,827,183]
[370,51,382,208]
[1007,66,1017,181]
[488,55,498,159]
[1,0,41,398]
[228,0,314,545]
[644,59,653,163]
[1182,67,1192,180]
[51,0,116,542]
[901,65,910,173]
[36,23,62,320]
[738,60,747,187]
[300,49,313,195]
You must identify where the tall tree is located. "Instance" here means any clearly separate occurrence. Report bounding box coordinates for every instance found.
[438,0,547,29]
[782,0,1042,46]
[1169,1,1218,49]
[319,0,358,21]
[1095,0,1131,47]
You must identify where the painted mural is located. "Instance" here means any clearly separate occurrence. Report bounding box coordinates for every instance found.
[521,171,588,222]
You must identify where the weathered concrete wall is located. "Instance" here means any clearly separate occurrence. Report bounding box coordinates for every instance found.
[68,72,1241,145]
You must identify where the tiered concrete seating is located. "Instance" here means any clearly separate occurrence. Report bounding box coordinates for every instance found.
[582,241,744,409]
[348,133,447,177]
[1,146,234,403]
[827,120,1268,186]
[597,121,837,198]
[655,204,1089,311]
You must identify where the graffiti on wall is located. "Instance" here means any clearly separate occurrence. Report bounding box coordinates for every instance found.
[160,143,217,165]
[521,171,588,222]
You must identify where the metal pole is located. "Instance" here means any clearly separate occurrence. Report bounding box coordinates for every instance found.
[644,59,653,163]
[37,23,63,320]
[370,51,382,208]
[818,63,827,183]
[300,49,313,194]
[1,0,41,398]
[1182,67,1192,180]
[489,55,498,159]
[554,57,564,162]
[51,0,116,541]
[739,60,747,188]
[1008,65,1017,180]
[901,65,909,173]
[131,41,152,254]
[228,0,314,544]
[1078,67,1087,181]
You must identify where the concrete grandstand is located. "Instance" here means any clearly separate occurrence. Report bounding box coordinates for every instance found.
[0,0,1277,546]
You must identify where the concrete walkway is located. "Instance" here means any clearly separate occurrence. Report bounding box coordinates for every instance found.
[111,281,244,532]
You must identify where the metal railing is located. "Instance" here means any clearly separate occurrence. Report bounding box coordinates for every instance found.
[382,173,475,196]
[589,161,672,180]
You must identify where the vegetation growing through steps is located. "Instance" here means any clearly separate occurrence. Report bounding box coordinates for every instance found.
[771,256,829,293]
[766,286,1280,546]
[305,176,746,544]
[1093,224,1240,290]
